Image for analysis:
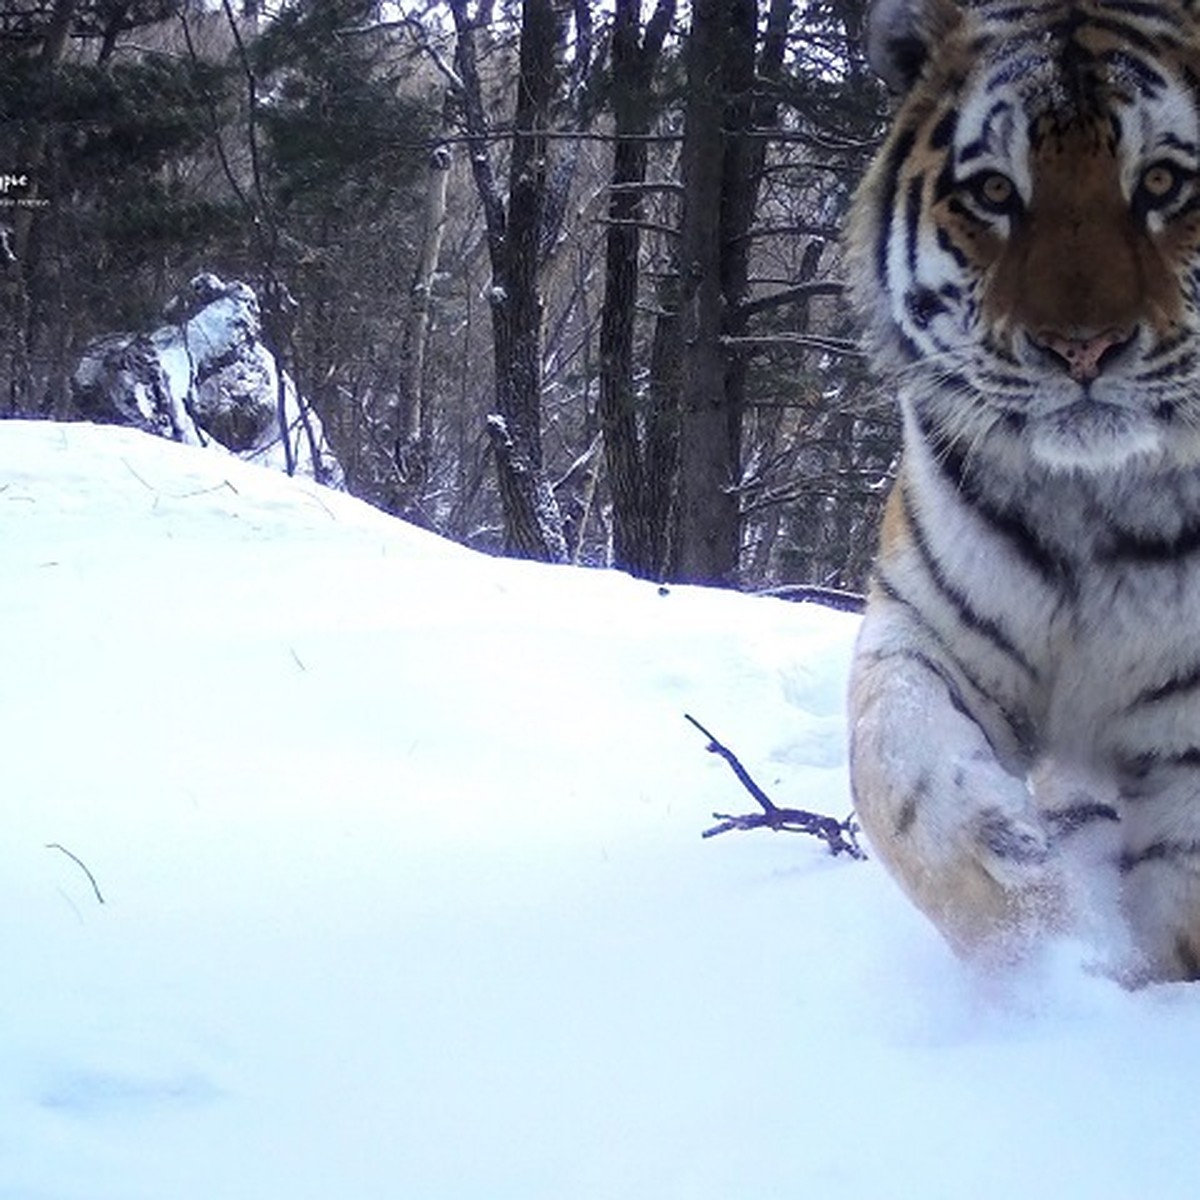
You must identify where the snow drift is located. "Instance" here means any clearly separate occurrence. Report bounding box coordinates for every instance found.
[2,419,1199,1200]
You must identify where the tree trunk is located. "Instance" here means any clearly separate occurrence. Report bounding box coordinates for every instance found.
[488,0,568,561]
[395,136,452,521]
[644,271,682,568]
[719,0,791,406]
[597,0,676,579]
[672,0,796,587]
[451,0,568,563]
[674,0,740,585]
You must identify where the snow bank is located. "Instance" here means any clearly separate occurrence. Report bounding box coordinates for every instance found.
[1,420,1198,1200]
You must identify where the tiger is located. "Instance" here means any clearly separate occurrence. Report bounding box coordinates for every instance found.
[845,0,1200,982]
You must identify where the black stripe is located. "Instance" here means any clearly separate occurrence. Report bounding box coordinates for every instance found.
[1045,802,1120,838]
[1160,131,1199,155]
[1082,12,1162,53]
[928,108,958,151]
[958,138,988,163]
[917,423,1074,588]
[904,175,923,276]
[983,6,1038,25]
[1144,328,1192,362]
[977,370,1032,391]
[895,771,931,836]
[861,638,975,725]
[980,811,1051,865]
[1105,0,1179,22]
[1098,520,1200,563]
[985,52,1044,91]
[1184,63,1200,105]
[905,287,948,330]
[1130,662,1200,708]
[960,101,1012,161]
[1118,747,1200,798]
[1170,194,1200,227]
[1121,839,1200,873]
[1176,936,1200,979]
[945,197,977,224]
[875,128,917,288]
[869,575,1037,759]
[1126,747,1200,774]
[1135,351,1197,382]
[1108,111,1123,152]
[1102,48,1167,94]
[899,486,1039,680]
[894,327,923,364]
[932,153,957,203]
[935,225,969,269]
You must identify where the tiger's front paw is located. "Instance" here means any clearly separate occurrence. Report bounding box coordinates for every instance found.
[938,804,1068,955]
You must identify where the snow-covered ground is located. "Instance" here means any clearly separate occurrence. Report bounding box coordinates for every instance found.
[3,420,1199,1200]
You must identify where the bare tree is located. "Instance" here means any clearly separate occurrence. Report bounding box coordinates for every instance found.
[597,0,677,580]
[657,0,899,589]
[674,0,746,585]
[448,0,594,562]
[395,134,453,521]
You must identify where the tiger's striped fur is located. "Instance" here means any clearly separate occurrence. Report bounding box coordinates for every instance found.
[847,0,1200,980]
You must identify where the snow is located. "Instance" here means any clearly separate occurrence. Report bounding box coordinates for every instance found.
[3,418,1200,1199]
[72,275,340,482]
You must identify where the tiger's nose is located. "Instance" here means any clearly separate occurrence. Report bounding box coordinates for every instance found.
[1034,328,1134,383]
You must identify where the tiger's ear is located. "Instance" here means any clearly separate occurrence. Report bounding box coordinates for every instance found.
[866,0,964,93]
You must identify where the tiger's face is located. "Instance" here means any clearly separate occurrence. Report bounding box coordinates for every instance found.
[850,0,1200,471]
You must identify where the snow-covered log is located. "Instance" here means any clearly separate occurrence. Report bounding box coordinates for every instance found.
[71,273,342,484]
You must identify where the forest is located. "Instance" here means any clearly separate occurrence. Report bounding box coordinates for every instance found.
[0,0,896,591]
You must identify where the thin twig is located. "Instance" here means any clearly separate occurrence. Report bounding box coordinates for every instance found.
[45,843,105,904]
[687,715,866,859]
[687,714,779,813]
[120,457,155,491]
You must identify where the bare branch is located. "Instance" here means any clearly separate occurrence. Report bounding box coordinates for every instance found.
[687,715,866,859]
[737,281,844,320]
[448,0,506,259]
[593,216,681,240]
[728,222,841,244]
[721,332,864,357]
[46,842,105,904]
[397,13,463,90]
[606,180,687,195]
[754,584,866,613]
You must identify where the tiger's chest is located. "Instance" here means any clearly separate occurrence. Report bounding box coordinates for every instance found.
[1040,559,1200,759]
[893,441,1200,769]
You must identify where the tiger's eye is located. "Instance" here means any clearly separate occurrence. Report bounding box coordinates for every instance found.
[980,173,1014,207]
[1141,163,1178,199]
[1136,161,1192,216]
[963,170,1020,216]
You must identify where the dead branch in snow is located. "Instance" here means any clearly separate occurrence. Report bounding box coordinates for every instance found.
[687,715,866,859]
[46,842,105,904]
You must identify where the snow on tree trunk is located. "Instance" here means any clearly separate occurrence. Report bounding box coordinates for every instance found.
[71,273,342,484]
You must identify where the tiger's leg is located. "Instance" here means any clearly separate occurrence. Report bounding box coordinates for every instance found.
[1026,760,1130,972]
[1119,786,1200,982]
[1118,869,1200,982]
[848,605,1065,960]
